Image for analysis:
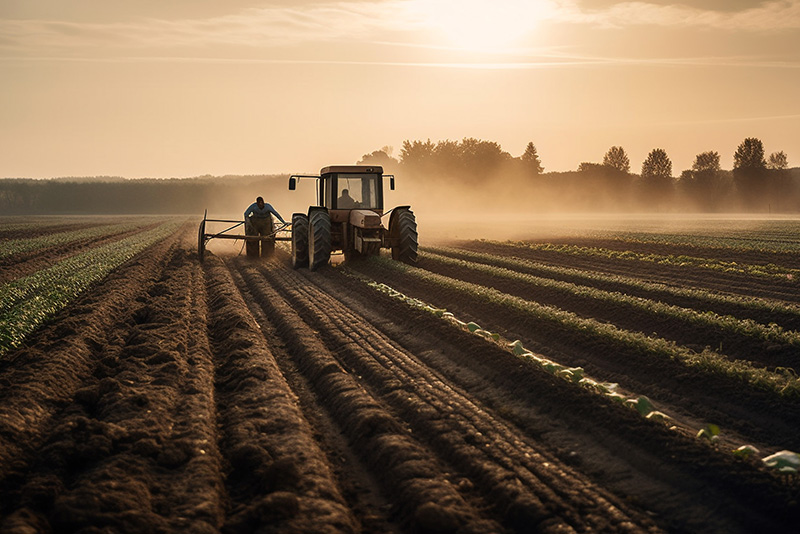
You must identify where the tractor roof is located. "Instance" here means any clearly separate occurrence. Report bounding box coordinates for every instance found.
[320,165,383,175]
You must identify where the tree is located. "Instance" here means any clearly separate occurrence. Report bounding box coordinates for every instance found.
[733,137,768,209]
[692,151,721,174]
[521,142,544,175]
[639,148,673,209]
[767,151,788,170]
[681,151,729,211]
[641,148,672,180]
[733,137,766,170]
[358,146,399,171]
[399,139,436,173]
[602,146,630,173]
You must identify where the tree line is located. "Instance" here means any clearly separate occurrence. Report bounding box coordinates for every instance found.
[359,137,798,212]
[0,137,797,214]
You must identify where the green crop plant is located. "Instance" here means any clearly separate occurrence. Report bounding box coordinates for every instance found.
[365,256,800,398]
[421,250,800,349]
[0,220,182,355]
[427,245,800,323]
[0,220,152,260]
[486,240,800,282]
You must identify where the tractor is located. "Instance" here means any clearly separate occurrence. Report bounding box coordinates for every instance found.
[289,165,418,270]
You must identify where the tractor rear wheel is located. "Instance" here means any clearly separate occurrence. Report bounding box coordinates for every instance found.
[391,208,418,264]
[308,210,331,271]
[291,213,309,269]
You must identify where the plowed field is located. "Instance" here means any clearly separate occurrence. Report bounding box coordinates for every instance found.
[1,217,799,533]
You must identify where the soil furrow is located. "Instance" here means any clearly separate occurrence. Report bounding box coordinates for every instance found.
[349,259,800,453]
[202,255,358,534]
[543,237,800,269]
[416,254,800,370]
[314,258,799,533]
[460,241,800,304]
[224,261,403,533]
[234,258,505,533]
[256,259,659,533]
[0,222,165,285]
[1,234,226,532]
[432,246,800,332]
[0,229,184,487]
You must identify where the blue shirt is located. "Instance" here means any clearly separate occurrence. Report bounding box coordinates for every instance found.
[244,202,285,224]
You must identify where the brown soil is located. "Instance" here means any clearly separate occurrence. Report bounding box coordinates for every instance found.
[1,227,798,533]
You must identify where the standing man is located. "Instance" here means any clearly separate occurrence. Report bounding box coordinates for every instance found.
[244,196,286,258]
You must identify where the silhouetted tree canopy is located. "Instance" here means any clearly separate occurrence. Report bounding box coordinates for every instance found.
[641,149,672,179]
[398,137,513,183]
[680,151,728,211]
[358,147,399,172]
[522,142,544,175]
[768,151,789,170]
[602,146,630,173]
[734,138,767,170]
[692,151,721,174]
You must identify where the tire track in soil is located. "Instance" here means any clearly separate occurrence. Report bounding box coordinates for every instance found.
[232,257,505,534]
[415,254,800,371]
[244,257,661,534]
[1,228,227,532]
[321,258,800,534]
[202,255,359,534]
[223,261,402,533]
[350,259,800,454]
[460,241,800,304]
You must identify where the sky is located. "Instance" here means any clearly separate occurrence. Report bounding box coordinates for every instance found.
[1,0,798,178]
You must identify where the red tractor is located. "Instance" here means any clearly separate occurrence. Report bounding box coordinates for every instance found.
[289,165,418,270]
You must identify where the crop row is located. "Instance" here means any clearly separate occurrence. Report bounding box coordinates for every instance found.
[364,257,800,398]
[0,220,154,260]
[422,248,800,350]
[586,223,800,254]
[492,240,800,281]
[431,245,800,325]
[0,220,183,355]
[359,276,800,473]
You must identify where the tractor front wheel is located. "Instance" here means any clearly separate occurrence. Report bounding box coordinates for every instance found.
[308,210,331,271]
[291,213,309,269]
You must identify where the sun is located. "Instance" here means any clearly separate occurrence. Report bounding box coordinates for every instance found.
[421,0,551,52]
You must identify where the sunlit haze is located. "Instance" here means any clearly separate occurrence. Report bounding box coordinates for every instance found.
[1,0,798,178]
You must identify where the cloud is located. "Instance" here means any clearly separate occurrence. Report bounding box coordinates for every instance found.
[553,0,800,31]
[1,0,798,58]
[0,1,429,52]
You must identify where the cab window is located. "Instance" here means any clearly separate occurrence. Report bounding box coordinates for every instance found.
[336,174,378,209]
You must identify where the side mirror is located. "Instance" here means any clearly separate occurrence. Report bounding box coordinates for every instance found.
[288,176,296,190]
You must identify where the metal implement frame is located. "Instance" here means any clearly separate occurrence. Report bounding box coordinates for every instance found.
[198,209,291,261]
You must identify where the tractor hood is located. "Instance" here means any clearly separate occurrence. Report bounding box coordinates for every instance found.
[349,209,384,229]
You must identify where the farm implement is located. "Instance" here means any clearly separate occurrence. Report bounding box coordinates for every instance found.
[197,210,291,262]
[198,164,418,267]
